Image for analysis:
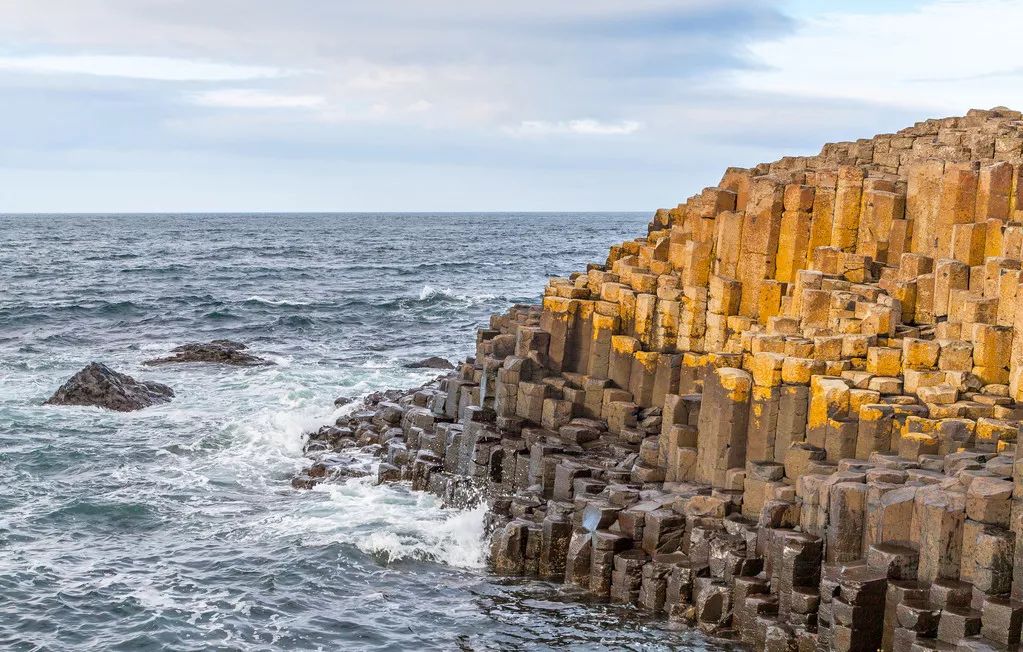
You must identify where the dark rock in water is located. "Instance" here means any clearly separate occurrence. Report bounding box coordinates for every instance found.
[143,340,273,366]
[404,356,453,370]
[291,474,320,490]
[291,458,370,489]
[364,389,405,407]
[376,463,401,484]
[304,424,357,453]
[45,362,174,412]
[208,339,248,350]
[334,396,354,407]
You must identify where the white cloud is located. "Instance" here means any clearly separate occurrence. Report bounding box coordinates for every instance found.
[345,65,425,91]
[507,119,643,137]
[0,1,834,211]
[734,0,1023,112]
[189,89,326,109]
[0,54,285,81]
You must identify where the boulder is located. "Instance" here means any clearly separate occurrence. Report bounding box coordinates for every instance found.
[144,340,273,366]
[404,356,454,370]
[45,362,174,411]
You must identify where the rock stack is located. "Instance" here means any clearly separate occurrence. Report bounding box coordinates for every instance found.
[45,362,174,411]
[307,108,1023,651]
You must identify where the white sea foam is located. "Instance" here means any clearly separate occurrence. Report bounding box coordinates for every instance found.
[245,295,313,307]
[277,475,488,570]
[230,397,340,464]
[417,284,496,304]
[418,284,449,300]
[218,382,491,572]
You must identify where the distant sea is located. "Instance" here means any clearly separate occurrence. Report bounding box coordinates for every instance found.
[0,213,730,651]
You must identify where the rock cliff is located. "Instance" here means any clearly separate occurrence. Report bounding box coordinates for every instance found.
[303,107,1023,651]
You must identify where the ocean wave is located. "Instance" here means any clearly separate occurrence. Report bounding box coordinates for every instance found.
[202,310,243,321]
[119,264,188,275]
[158,293,222,307]
[2,300,145,318]
[97,300,147,314]
[84,252,140,261]
[419,260,497,269]
[416,284,497,304]
[243,296,314,308]
[272,315,314,329]
[282,475,487,569]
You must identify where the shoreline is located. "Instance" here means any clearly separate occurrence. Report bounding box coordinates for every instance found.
[293,306,751,649]
[295,108,1023,652]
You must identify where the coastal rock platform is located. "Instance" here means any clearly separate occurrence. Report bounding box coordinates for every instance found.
[303,108,1023,651]
[143,340,273,366]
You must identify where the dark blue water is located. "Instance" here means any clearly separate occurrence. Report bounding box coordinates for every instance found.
[0,213,727,651]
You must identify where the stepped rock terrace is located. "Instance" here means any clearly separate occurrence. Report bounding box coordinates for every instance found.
[300,107,1023,651]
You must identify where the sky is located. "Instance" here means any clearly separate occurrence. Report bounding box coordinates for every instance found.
[1,0,1021,213]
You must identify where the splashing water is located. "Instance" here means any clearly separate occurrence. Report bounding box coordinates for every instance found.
[287,476,490,568]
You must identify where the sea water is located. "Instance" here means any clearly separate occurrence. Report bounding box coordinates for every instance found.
[0,213,733,651]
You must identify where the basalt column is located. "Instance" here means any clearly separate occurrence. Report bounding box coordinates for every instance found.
[695,367,752,488]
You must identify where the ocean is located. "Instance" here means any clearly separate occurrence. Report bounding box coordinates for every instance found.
[0,213,730,651]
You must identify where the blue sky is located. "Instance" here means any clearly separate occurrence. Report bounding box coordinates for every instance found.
[0,0,1020,212]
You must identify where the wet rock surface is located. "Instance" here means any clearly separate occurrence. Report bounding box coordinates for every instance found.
[290,452,372,489]
[405,356,454,370]
[143,340,273,366]
[299,109,1023,651]
[45,362,174,411]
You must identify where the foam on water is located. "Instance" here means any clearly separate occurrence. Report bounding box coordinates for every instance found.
[244,295,314,307]
[418,283,498,304]
[284,475,489,569]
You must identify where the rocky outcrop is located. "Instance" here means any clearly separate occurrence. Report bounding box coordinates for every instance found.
[45,362,174,411]
[143,340,273,366]
[303,108,1023,651]
[405,356,454,370]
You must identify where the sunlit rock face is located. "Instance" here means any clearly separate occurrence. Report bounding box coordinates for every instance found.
[302,108,1023,651]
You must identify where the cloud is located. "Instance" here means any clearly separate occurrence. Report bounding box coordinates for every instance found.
[189,88,325,109]
[5,1,979,211]
[732,0,1023,112]
[507,119,643,137]
[0,54,285,81]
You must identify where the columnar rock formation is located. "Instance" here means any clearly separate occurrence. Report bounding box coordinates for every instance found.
[303,108,1023,651]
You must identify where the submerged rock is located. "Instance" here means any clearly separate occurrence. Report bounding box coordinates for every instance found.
[144,340,273,367]
[45,362,174,412]
[404,356,453,370]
